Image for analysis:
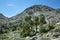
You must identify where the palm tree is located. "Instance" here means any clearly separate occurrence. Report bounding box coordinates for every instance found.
[24,23,31,34]
[34,16,39,33]
[29,20,34,31]
[24,16,31,22]
[20,16,31,36]
[39,14,46,25]
[24,15,31,30]
[20,16,31,32]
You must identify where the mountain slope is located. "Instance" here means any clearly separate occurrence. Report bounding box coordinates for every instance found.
[9,5,60,23]
[0,13,8,24]
[0,5,60,24]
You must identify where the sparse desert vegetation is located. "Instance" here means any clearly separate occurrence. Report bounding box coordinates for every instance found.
[0,5,60,40]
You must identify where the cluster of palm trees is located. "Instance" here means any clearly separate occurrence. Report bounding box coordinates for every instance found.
[19,14,46,37]
[0,14,56,38]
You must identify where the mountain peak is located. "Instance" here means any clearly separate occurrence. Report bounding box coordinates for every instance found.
[0,5,60,24]
[0,13,7,18]
[24,5,55,14]
[0,13,4,16]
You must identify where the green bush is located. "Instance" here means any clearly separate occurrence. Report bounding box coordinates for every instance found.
[20,29,26,37]
[0,34,8,39]
[5,38,14,40]
[50,29,55,33]
[49,22,55,30]
[39,24,50,33]
[55,25,60,32]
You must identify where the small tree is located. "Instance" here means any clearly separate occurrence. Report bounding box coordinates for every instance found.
[24,16,31,22]
[39,24,50,33]
[39,14,46,25]
[29,20,34,30]
[34,16,39,33]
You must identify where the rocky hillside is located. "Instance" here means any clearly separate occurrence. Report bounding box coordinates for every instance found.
[0,5,60,24]
[0,13,8,24]
[9,5,60,23]
[0,5,60,40]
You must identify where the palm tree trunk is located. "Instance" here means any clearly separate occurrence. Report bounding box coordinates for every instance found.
[36,25,37,33]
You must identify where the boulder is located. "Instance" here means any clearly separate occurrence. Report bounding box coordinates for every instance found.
[25,36,31,40]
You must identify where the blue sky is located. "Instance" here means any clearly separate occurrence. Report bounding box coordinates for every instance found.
[0,0,60,17]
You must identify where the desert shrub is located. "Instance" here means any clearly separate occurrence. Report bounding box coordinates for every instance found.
[4,38,14,40]
[49,22,55,30]
[0,34,8,39]
[50,29,55,33]
[20,29,26,37]
[30,29,36,37]
[39,24,50,33]
[0,24,9,34]
[57,25,60,30]
[55,25,60,32]
[39,23,56,34]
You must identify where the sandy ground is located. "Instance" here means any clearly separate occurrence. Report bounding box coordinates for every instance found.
[51,38,60,40]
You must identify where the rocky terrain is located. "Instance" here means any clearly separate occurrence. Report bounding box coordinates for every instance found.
[0,5,60,24]
[0,13,8,24]
[0,5,60,40]
[9,5,60,23]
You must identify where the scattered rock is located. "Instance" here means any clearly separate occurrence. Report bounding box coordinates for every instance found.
[52,32,60,38]
[25,36,31,40]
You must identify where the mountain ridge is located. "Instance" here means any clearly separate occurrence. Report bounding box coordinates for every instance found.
[0,5,60,24]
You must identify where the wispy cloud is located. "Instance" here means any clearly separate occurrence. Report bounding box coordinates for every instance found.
[7,4,15,7]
